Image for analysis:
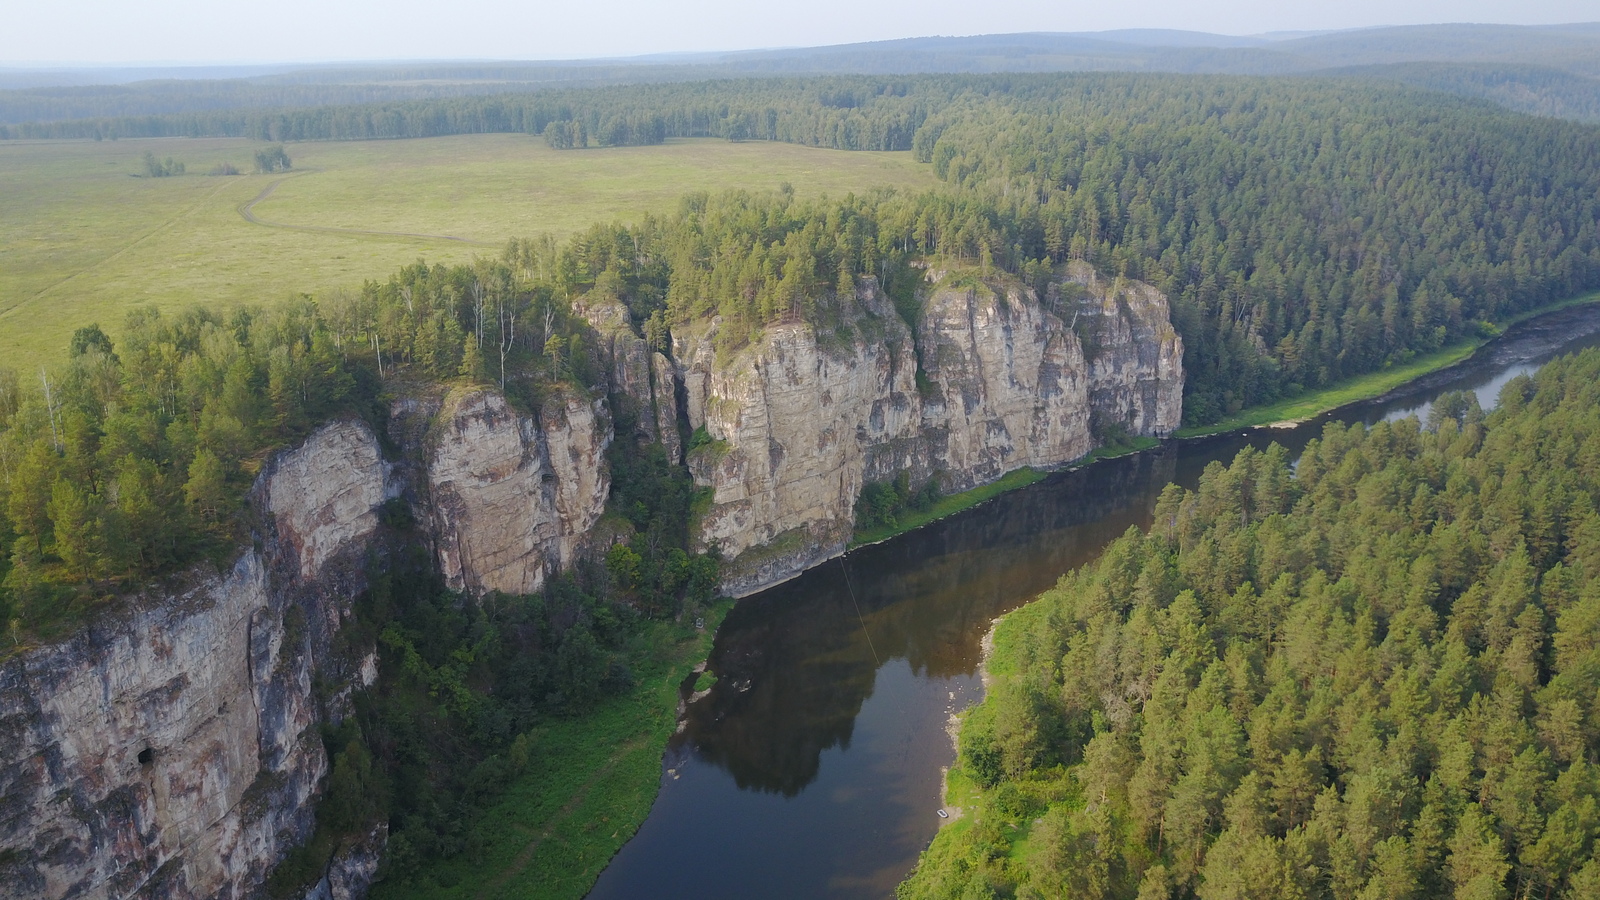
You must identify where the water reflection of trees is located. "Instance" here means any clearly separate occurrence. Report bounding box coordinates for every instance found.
[678,448,1177,794]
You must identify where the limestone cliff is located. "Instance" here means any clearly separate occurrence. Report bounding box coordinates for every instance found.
[0,261,1184,897]
[0,422,393,900]
[0,376,616,898]
[578,295,684,463]
[425,386,611,596]
[674,266,1183,596]
[1059,262,1185,439]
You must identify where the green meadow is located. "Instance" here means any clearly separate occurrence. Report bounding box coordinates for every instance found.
[0,135,933,372]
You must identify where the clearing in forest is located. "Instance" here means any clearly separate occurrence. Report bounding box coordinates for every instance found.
[0,134,933,372]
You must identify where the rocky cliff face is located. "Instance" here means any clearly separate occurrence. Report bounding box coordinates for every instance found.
[674,266,1183,595]
[0,422,393,900]
[0,262,1183,897]
[425,386,611,596]
[1060,262,1185,439]
[0,377,617,899]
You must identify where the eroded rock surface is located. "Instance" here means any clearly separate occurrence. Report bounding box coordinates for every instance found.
[0,421,390,900]
[676,268,1182,595]
[427,387,611,595]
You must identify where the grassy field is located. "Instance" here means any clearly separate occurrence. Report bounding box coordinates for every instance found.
[0,135,934,372]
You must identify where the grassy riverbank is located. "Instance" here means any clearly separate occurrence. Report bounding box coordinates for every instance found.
[850,468,1048,548]
[901,598,1063,895]
[1175,289,1600,438]
[373,598,733,900]
[849,436,1160,548]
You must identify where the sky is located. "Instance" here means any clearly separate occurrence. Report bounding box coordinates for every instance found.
[4,0,1597,65]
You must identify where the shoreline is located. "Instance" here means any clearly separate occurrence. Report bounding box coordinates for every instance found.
[387,600,734,900]
[471,291,1600,898]
[846,436,1162,551]
[938,615,1004,825]
[918,290,1600,845]
[1174,290,1600,439]
[850,289,1600,558]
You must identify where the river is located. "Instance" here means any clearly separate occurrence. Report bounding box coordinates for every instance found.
[585,302,1600,900]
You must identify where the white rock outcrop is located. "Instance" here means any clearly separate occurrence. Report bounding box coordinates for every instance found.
[675,267,1183,595]
[427,387,611,595]
[0,421,392,900]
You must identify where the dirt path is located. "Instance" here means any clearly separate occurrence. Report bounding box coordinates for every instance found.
[1,175,239,322]
[475,736,650,900]
[237,173,497,247]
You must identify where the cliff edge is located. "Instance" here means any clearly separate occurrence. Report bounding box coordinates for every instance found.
[0,422,393,900]
[670,264,1183,596]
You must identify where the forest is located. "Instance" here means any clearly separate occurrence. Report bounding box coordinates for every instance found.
[0,252,719,888]
[901,349,1600,900]
[6,64,1600,895]
[7,25,1600,126]
[9,73,1600,422]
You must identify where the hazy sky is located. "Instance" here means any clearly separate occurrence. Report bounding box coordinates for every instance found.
[5,0,1597,65]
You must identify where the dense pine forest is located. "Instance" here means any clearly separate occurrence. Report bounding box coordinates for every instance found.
[902,350,1600,900]
[7,64,1600,895]
[10,73,1600,421]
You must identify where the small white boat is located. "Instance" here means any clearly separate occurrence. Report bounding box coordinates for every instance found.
[937,809,949,819]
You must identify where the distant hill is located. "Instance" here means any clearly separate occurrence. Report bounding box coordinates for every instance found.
[1271,22,1600,75]
[1338,61,1600,122]
[5,23,1600,125]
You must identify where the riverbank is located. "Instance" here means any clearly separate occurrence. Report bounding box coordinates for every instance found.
[847,437,1161,549]
[900,596,1067,897]
[862,291,1600,550]
[1174,290,1600,438]
[849,468,1046,548]
[374,599,734,900]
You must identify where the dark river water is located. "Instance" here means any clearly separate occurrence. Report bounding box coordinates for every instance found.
[585,302,1600,900]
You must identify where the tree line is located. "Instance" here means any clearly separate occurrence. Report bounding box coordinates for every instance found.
[901,349,1600,900]
[0,252,726,890]
[16,72,1600,424]
[8,161,1600,637]
[899,74,1600,420]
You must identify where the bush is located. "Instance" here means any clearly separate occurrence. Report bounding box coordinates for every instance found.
[254,145,291,173]
[141,152,183,177]
[854,471,940,532]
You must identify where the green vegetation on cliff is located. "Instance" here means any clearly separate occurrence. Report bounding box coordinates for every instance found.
[901,350,1600,900]
[9,65,1600,897]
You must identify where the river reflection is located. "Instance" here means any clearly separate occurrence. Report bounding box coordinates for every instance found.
[691,448,1178,797]
[586,301,1600,900]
